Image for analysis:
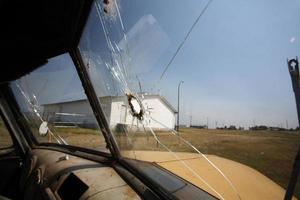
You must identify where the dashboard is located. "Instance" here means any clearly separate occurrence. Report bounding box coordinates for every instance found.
[22,149,141,200]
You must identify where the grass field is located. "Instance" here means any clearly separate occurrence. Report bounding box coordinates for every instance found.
[177,128,300,198]
[53,127,300,198]
[103,127,299,198]
[1,121,300,198]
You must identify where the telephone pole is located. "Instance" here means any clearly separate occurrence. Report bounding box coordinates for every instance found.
[176,80,184,132]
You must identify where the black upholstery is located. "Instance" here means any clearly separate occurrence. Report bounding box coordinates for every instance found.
[19,151,38,194]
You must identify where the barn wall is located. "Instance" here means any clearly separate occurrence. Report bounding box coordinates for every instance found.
[143,98,175,130]
[42,96,175,130]
[110,97,175,130]
[98,97,113,124]
[43,101,97,128]
[110,101,126,127]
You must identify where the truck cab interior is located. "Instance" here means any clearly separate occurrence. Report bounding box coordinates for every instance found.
[1,0,300,200]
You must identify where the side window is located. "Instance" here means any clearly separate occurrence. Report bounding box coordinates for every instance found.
[9,53,109,153]
[0,115,13,149]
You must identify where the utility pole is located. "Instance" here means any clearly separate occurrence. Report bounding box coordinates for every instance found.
[206,117,209,129]
[176,80,184,132]
[136,75,143,94]
[189,115,192,127]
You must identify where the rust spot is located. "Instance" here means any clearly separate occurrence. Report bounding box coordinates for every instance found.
[124,187,137,199]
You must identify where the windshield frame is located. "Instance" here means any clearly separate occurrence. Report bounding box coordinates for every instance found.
[70,48,121,159]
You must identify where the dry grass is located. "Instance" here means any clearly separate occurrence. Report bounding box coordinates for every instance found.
[112,128,300,198]
[178,128,300,197]
[0,122,13,148]
[54,127,300,197]
[1,123,300,198]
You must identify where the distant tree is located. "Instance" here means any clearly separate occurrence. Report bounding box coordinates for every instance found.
[250,125,268,130]
[269,126,286,131]
[258,125,268,130]
[228,125,237,130]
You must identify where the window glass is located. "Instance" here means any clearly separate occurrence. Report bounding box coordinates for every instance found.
[0,115,13,149]
[9,53,109,153]
[79,0,300,199]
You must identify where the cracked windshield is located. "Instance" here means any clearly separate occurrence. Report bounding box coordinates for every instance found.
[9,0,300,199]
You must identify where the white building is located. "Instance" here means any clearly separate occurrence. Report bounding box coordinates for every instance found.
[42,95,176,131]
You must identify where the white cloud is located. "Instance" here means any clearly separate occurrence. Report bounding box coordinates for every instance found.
[290,37,296,43]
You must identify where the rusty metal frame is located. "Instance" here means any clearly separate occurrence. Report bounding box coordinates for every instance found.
[70,48,121,159]
[285,57,300,200]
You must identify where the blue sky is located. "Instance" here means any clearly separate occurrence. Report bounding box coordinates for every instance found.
[113,0,300,128]
[14,0,300,129]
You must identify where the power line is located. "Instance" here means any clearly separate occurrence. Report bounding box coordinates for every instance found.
[159,0,213,80]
